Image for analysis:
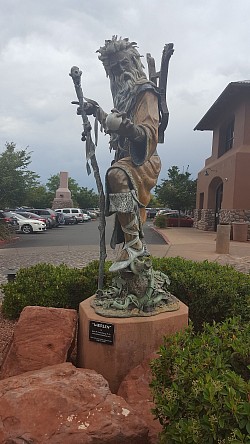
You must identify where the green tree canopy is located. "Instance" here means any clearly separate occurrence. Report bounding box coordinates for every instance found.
[155,166,197,212]
[26,185,52,208]
[0,146,100,210]
[0,142,40,209]
[77,187,99,209]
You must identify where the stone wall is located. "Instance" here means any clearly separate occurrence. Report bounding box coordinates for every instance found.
[194,208,250,238]
[219,209,250,239]
[219,209,250,224]
[193,209,216,231]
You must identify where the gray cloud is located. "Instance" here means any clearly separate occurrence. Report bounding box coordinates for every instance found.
[0,0,250,189]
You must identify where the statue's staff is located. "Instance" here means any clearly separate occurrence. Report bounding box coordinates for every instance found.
[69,66,106,290]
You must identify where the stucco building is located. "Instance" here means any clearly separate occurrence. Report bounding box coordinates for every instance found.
[194,81,250,234]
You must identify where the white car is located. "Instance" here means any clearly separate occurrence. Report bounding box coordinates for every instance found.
[55,208,87,223]
[11,212,46,234]
[82,211,91,221]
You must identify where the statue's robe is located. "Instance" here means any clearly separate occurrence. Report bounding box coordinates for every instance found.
[108,87,161,223]
[95,82,161,247]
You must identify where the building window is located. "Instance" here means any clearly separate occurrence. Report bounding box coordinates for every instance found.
[218,117,235,157]
[199,193,204,210]
[225,118,234,151]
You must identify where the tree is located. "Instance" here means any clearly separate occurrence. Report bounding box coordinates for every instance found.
[148,193,162,208]
[26,185,52,208]
[0,142,40,209]
[77,187,99,209]
[155,166,197,213]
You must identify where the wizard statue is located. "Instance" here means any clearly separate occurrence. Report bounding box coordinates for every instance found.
[79,36,174,274]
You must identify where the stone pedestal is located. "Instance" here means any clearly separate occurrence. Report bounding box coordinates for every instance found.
[52,171,73,209]
[77,296,189,393]
[216,224,231,254]
[232,222,249,242]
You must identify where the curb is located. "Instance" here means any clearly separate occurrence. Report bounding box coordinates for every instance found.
[0,237,20,248]
[151,226,171,245]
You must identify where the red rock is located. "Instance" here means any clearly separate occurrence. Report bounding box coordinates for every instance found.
[118,352,162,444]
[0,306,77,379]
[0,362,149,443]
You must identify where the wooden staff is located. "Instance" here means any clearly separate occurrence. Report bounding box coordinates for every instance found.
[69,66,106,290]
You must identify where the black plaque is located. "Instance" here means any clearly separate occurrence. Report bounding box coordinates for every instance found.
[89,320,114,345]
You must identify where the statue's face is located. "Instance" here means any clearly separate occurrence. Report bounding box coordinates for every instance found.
[108,51,132,77]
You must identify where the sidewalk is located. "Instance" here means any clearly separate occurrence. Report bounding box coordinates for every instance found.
[153,226,250,274]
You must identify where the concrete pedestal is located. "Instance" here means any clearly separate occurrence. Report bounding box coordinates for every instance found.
[52,171,73,209]
[232,222,249,242]
[77,296,188,393]
[216,224,231,254]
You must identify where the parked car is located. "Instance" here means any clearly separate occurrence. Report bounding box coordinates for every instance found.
[85,209,97,219]
[88,208,100,217]
[55,208,87,223]
[146,208,159,219]
[58,213,78,225]
[159,212,194,227]
[15,211,50,228]
[155,208,178,217]
[29,209,59,228]
[9,212,46,234]
[0,210,19,230]
[81,210,92,221]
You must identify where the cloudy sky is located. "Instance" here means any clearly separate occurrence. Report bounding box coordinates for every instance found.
[1,0,250,191]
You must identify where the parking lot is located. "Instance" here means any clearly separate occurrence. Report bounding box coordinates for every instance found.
[4,219,110,249]
[0,219,166,292]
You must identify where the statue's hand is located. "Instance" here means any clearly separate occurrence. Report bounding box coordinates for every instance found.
[116,112,145,141]
[76,102,97,117]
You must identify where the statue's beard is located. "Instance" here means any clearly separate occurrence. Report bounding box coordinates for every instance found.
[110,70,142,113]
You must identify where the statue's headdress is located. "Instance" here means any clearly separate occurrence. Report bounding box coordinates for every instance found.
[96,36,145,77]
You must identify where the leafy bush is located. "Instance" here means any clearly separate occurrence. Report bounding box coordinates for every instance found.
[1,257,250,327]
[78,260,112,297]
[154,214,168,228]
[151,257,250,331]
[0,222,15,241]
[150,318,250,443]
[1,261,111,319]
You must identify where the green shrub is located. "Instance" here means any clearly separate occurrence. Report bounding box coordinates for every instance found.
[151,257,250,331]
[0,222,15,241]
[1,261,110,319]
[154,214,168,228]
[150,318,250,443]
[79,260,112,297]
[1,257,250,327]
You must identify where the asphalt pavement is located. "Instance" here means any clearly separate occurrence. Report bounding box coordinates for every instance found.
[0,219,165,290]
[1,222,250,294]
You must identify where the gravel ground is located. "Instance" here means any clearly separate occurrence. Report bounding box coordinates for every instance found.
[0,308,16,367]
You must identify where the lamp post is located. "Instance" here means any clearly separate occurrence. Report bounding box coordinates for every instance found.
[7,269,17,282]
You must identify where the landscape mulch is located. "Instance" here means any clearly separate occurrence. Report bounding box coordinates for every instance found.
[0,307,16,367]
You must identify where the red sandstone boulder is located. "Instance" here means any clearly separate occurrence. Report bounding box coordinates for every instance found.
[0,362,149,443]
[0,306,77,380]
[118,352,162,444]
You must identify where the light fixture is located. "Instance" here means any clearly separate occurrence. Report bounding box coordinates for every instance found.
[204,167,217,176]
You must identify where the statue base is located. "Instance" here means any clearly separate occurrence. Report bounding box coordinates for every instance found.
[52,198,73,209]
[77,295,188,393]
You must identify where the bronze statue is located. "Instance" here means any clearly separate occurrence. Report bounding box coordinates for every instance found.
[81,36,173,272]
[71,37,178,316]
